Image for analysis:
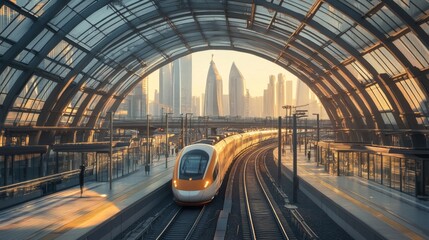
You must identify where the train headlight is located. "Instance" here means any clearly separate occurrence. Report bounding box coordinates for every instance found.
[173,180,178,188]
[204,180,210,188]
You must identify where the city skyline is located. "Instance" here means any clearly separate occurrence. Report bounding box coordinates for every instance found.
[147,50,298,101]
[118,50,326,118]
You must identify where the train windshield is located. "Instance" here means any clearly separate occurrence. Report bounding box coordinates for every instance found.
[179,150,210,180]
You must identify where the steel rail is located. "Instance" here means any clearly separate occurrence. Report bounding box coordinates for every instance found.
[243,144,290,239]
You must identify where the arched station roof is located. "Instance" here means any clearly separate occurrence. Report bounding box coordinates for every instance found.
[0,0,429,146]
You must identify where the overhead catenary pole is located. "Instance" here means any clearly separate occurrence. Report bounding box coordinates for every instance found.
[146,114,150,166]
[293,113,298,203]
[313,113,320,166]
[185,113,193,146]
[304,118,308,158]
[109,111,113,190]
[165,112,173,168]
[180,114,184,149]
[165,113,169,168]
[278,116,282,186]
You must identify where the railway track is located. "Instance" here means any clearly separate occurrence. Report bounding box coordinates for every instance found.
[155,206,206,240]
[241,143,292,240]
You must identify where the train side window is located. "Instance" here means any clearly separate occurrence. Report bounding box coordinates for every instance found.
[213,163,219,180]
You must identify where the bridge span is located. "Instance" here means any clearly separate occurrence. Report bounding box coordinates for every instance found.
[113,117,332,131]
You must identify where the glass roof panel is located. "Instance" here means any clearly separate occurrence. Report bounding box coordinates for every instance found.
[340,24,376,52]
[5,111,40,126]
[393,32,429,70]
[14,0,56,17]
[15,49,35,63]
[0,41,12,55]
[300,27,329,46]
[341,0,379,15]
[366,6,403,36]
[363,47,404,76]
[323,41,349,62]
[393,0,429,19]
[396,77,428,116]
[281,0,315,16]
[313,3,353,35]
[13,75,57,111]
[26,29,54,52]
[49,5,76,29]
[125,1,156,18]
[366,84,393,111]
[345,61,374,84]
[0,6,33,42]
[0,67,23,105]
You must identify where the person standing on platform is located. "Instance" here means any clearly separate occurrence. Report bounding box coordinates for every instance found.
[145,163,150,175]
[79,164,85,197]
[307,150,311,162]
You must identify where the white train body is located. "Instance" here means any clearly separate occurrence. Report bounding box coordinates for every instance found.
[172,130,276,205]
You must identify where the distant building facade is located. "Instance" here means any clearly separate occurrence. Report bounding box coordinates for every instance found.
[159,63,173,112]
[180,55,193,114]
[263,75,276,117]
[164,55,192,116]
[285,80,293,107]
[277,73,285,115]
[192,96,201,116]
[117,77,148,119]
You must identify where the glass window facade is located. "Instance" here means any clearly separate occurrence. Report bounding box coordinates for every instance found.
[318,143,424,197]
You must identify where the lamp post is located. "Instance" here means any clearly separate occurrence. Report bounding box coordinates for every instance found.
[205,116,208,138]
[146,114,151,167]
[293,109,307,203]
[313,113,320,166]
[185,113,193,146]
[278,116,282,186]
[109,111,113,190]
[304,117,308,158]
[282,105,292,153]
[165,112,173,168]
[180,114,184,149]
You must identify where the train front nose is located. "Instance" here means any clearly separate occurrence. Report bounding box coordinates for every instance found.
[174,189,204,202]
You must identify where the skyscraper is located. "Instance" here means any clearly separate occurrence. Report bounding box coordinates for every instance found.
[172,59,181,115]
[285,80,293,107]
[264,75,277,117]
[229,62,246,116]
[192,96,200,116]
[170,55,192,115]
[159,63,173,112]
[277,73,285,115]
[204,56,223,116]
[296,80,309,107]
[120,77,148,119]
[180,55,192,114]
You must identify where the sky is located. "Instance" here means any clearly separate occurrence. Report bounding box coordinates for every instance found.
[147,50,298,100]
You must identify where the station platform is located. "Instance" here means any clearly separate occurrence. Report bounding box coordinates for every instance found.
[275,148,429,240]
[0,157,176,240]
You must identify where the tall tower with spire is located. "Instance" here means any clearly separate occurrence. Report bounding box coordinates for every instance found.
[204,55,224,116]
[229,62,246,116]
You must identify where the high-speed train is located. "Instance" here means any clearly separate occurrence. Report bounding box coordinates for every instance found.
[172,130,276,205]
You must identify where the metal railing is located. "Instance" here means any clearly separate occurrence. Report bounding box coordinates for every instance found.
[0,169,81,209]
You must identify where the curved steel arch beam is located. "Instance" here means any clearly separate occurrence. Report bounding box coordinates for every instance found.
[324,0,424,132]
[5,0,424,146]
[65,29,360,140]
[382,0,429,51]
[253,0,388,131]
[0,0,72,124]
